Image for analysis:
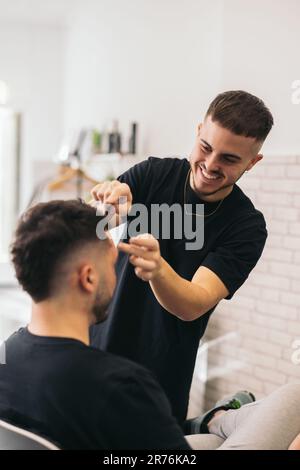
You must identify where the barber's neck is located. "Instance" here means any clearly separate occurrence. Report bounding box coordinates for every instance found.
[29,295,91,346]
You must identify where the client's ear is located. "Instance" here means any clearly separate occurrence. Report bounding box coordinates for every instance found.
[79,265,96,293]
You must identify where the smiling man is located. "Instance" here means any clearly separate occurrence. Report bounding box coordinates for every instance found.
[90,90,274,428]
[189,116,263,202]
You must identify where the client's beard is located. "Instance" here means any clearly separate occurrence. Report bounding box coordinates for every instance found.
[92,291,111,325]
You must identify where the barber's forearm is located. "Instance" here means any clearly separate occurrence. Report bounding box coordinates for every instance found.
[118,236,211,320]
[150,258,208,321]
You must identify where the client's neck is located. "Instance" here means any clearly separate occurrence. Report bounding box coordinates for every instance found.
[29,296,91,346]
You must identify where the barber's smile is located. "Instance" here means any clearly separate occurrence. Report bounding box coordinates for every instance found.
[196,164,224,184]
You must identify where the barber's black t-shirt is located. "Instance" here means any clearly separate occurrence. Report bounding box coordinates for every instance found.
[91,157,268,424]
[0,328,189,450]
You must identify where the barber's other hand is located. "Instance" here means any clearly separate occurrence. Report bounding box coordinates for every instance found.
[90,180,132,218]
[118,234,162,282]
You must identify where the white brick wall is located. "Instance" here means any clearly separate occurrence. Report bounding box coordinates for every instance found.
[188,155,300,417]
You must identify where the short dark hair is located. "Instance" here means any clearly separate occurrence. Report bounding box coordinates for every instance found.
[11,200,107,302]
[206,90,274,141]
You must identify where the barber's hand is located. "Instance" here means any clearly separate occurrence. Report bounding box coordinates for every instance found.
[90,180,133,218]
[118,234,162,282]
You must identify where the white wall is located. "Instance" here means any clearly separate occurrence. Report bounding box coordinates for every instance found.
[0,22,65,209]
[63,0,300,157]
[63,0,224,157]
[221,0,300,155]
[1,0,300,208]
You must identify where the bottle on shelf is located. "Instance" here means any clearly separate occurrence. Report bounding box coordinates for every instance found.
[108,119,122,154]
[128,122,137,155]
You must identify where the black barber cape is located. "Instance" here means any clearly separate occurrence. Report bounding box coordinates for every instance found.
[91,157,267,424]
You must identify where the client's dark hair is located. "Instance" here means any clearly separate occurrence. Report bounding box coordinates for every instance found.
[11,200,107,302]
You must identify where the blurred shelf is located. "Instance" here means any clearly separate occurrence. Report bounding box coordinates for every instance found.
[84,153,144,181]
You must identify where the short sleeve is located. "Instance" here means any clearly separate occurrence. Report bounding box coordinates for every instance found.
[105,366,190,450]
[201,211,267,299]
[117,158,152,204]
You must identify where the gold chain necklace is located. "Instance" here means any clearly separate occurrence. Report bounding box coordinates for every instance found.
[184,168,224,217]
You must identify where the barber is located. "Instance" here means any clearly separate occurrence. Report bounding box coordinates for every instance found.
[90,90,273,426]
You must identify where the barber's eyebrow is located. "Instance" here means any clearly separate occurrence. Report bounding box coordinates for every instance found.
[200,139,212,150]
[200,139,242,161]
